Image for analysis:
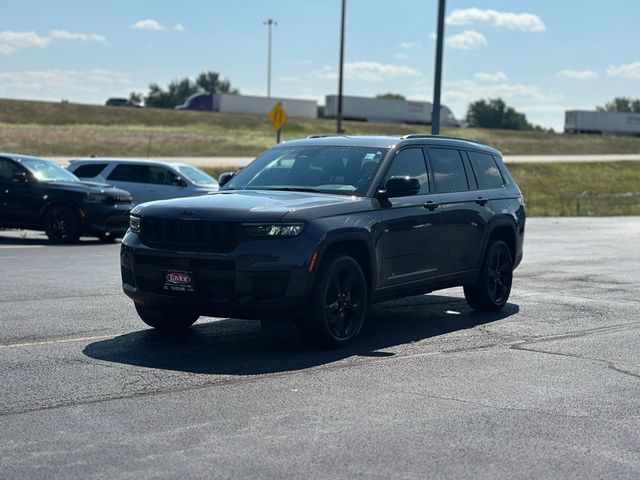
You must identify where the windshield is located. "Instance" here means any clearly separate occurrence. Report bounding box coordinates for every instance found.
[176,165,218,186]
[224,146,387,196]
[20,158,79,182]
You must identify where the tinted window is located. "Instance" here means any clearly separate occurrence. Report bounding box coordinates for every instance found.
[383,148,429,194]
[72,163,108,178]
[148,166,180,186]
[108,165,150,183]
[428,148,469,193]
[468,152,505,190]
[0,159,20,181]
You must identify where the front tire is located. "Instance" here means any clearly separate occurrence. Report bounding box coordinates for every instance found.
[464,240,513,311]
[297,255,368,348]
[134,303,199,331]
[43,205,82,243]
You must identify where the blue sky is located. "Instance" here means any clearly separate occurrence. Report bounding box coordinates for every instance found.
[1,0,639,130]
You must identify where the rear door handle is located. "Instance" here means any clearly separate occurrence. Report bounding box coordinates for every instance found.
[475,197,488,206]
[423,201,439,211]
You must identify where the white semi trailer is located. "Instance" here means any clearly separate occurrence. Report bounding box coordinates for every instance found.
[324,95,460,126]
[565,110,640,136]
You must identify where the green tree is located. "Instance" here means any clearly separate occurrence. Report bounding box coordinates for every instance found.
[128,91,143,106]
[142,71,238,109]
[466,98,534,130]
[597,96,640,113]
[376,93,406,100]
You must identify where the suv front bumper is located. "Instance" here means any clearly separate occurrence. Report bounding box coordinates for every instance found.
[120,231,316,319]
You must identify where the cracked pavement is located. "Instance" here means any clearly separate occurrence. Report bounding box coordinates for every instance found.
[1,217,639,479]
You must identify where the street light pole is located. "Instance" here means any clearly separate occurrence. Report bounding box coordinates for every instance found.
[431,0,446,135]
[336,0,346,134]
[263,18,277,98]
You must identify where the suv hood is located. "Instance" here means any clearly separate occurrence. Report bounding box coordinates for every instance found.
[132,190,371,222]
[42,180,130,196]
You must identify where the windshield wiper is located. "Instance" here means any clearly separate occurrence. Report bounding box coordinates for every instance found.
[258,186,322,193]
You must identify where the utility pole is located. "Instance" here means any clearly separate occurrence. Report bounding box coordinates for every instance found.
[263,18,277,98]
[431,0,446,135]
[336,0,346,134]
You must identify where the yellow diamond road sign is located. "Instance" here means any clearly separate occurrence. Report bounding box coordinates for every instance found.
[268,102,287,131]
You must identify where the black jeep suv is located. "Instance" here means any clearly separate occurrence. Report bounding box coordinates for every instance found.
[121,135,525,347]
[0,154,132,242]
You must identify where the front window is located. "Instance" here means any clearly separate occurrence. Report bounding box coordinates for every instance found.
[224,146,388,196]
[20,158,79,182]
[176,165,219,186]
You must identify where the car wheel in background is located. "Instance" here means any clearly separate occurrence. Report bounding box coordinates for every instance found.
[464,240,513,311]
[297,255,368,348]
[43,205,82,243]
[134,303,199,330]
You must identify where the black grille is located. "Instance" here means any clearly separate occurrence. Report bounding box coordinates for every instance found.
[140,217,240,251]
[247,272,290,301]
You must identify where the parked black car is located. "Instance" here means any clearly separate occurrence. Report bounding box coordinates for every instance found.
[105,98,140,108]
[0,154,132,242]
[121,135,525,347]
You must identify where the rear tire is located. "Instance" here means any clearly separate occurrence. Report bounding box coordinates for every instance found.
[297,255,368,348]
[134,303,199,331]
[43,205,82,243]
[464,240,513,311]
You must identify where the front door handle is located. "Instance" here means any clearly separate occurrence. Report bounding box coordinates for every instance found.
[423,201,439,211]
[475,197,488,206]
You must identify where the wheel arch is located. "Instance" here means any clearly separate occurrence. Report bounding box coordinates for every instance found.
[484,218,517,264]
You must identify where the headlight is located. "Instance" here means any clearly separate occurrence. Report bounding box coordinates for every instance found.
[84,193,108,203]
[243,223,304,238]
[129,215,141,233]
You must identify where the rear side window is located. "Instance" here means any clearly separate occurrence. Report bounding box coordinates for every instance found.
[107,164,150,183]
[383,148,430,194]
[468,152,505,190]
[72,163,108,178]
[0,158,23,181]
[427,148,469,193]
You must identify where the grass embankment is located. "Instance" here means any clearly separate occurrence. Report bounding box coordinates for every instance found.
[202,162,640,217]
[2,98,640,157]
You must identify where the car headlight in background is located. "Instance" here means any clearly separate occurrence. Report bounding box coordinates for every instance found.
[84,192,108,203]
[129,215,141,233]
[243,223,304,237]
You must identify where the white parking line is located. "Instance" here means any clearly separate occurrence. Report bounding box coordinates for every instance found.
[0,334,115,349]
[0,245,44,249]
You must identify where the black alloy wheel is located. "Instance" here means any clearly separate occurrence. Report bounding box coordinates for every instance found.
[298,255,368,348]
[43,206,82,243]
[464,240,513,311]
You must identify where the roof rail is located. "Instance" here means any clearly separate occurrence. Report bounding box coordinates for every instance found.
[401,134,488,145]
[306,134,348,139]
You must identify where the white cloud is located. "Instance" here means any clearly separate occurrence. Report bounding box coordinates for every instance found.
[0,69,132,94]
[446,30,488,50]
[130,19,166,31]
[446,8,546,32]
[441,80,559,103]
[399,41,420,49]
[606,62,640,79]
[557,69,598,80]
[0,31,50,54]
[50,30,107,44]
[474,71,508,82]
[312,61,421,83]
[394,53,408,60]
[173,23,186,32]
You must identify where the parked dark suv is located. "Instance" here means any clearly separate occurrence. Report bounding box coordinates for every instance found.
[0,154,132,242]
[121,135,525,347]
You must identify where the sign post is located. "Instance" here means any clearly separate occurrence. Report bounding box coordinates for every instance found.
[268,102,287,143]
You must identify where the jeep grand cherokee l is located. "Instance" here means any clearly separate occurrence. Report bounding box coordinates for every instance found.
[0,154,132,243]
[120,135,525,347]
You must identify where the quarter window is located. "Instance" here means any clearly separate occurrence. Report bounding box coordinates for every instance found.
[383,148,429,194]
[468,152,505,190]
[428,148,469,193]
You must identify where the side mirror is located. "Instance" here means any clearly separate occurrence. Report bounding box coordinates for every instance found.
[12,171,30,184]
[218,171,235,187]
[379,176,421,198]
[171,176,187,187]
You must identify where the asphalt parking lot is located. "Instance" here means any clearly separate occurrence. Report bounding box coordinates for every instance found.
[1,217,639,479]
